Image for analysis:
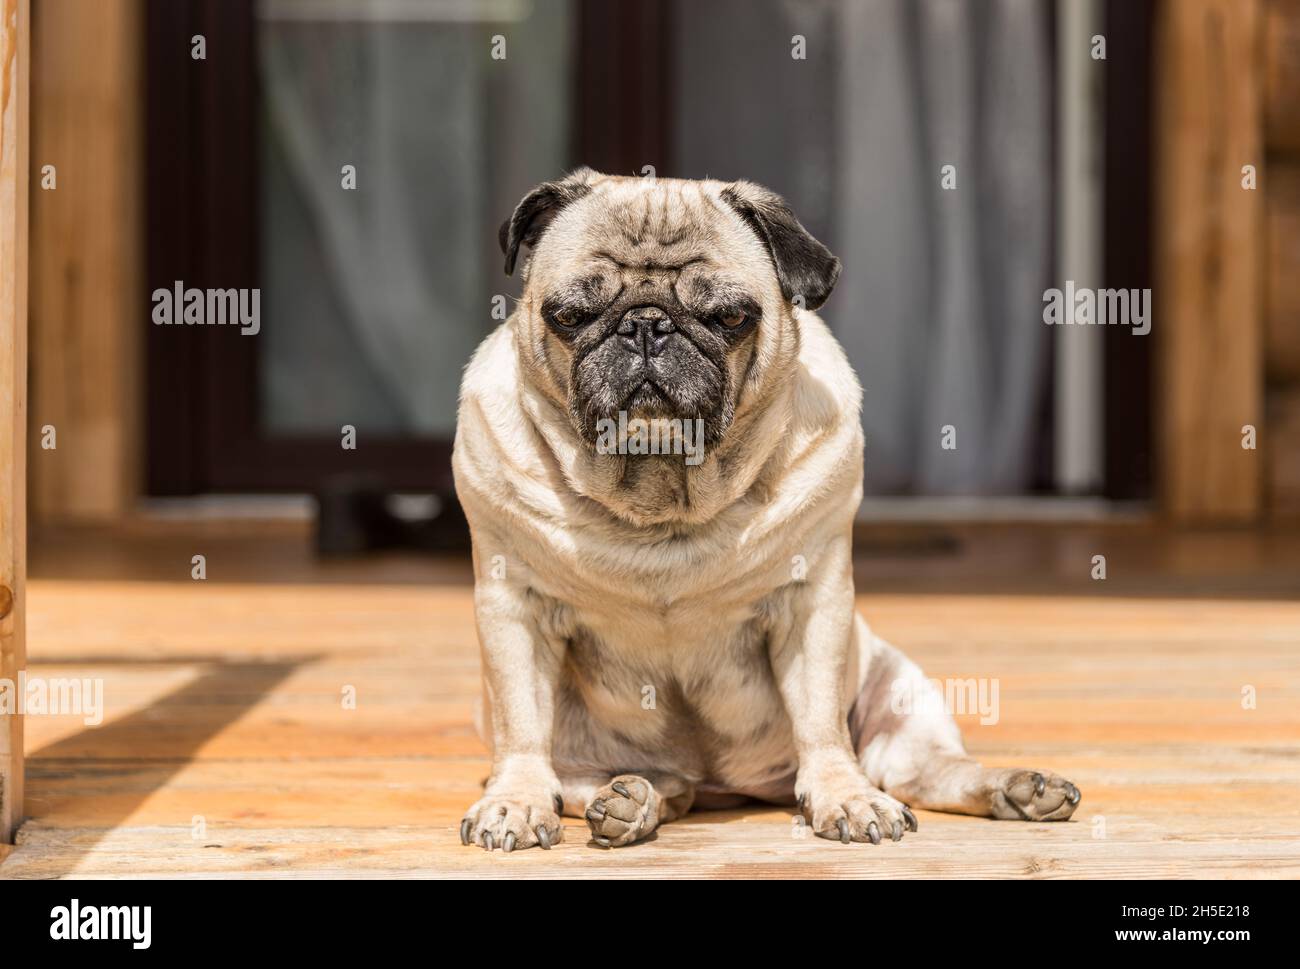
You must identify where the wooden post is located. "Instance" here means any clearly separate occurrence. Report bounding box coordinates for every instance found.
[1263,0,1300,516]
[29,0,143,524]
[1155,0,1264,521]
[0,0,29,843]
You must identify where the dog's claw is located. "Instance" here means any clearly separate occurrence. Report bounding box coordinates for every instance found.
[502,831,516,853]
[460,818,471,845]
[837,818,850,844]
[891,821,902,842]
[537,826,551,850]
[902,806,918,832]
[553,793,564,814]
[1033,773,1046,797]
[585,805,605,823]
[595,837,611,848]
[867,821,881,845]
[1065,782,1081,805]
[482,832,494,851]
[611,781,632,798]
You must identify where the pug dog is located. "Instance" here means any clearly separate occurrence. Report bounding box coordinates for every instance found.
[453,169,1080,851]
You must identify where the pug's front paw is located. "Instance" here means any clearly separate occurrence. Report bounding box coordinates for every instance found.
[797,769,917,845]
[460,791,564,852]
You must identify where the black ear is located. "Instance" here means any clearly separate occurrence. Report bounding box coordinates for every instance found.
[499,168,596,276]
[720,181,841,310]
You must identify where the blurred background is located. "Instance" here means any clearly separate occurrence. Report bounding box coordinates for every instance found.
[23,0,1300,538]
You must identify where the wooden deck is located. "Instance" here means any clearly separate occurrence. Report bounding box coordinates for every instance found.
[2,520,1299,878]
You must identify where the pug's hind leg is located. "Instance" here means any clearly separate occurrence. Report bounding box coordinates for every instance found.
[854,629,1082,822]
[581,773,694,847]
[880,753,1082,821]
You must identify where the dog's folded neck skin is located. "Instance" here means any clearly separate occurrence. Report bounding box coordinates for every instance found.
[501,169,839,530]
[516,348,799,529]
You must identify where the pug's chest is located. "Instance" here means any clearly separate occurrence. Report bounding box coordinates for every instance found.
[520,525,808,781]
[551,595,796,777]
[535,522,799,619]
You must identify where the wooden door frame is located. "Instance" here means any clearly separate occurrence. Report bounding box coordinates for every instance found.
[1,0,30,846]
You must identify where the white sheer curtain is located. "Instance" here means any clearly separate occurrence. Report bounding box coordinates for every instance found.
[676,0,1053,495]
[834,0,1052,494]
[257,0,572,436]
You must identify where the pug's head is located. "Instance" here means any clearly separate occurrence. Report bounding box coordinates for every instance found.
[501,168,839,459]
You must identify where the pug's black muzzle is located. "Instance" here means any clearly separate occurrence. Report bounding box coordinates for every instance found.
[569,295,730,450]
[617,305,676,358]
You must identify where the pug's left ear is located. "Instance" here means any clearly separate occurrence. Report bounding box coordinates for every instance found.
[720,181,841,310]
[499,167,597,276]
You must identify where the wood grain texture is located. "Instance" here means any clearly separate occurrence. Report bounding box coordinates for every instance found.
[0,0,28,845]
[1156,0,1264,522]
[1266,387,1300,516]
[1265,162,1300,383]
[2,524,1299,878]
[28,0,142,523]
[1265,0,1300,155]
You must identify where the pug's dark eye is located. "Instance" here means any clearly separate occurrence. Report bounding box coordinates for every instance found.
[549,307,585,328]
[719,312,747,329]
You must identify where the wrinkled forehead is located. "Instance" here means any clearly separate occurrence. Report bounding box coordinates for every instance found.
[533,178,776,286]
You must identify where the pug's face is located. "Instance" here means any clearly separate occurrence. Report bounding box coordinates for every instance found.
[501,169,840,456]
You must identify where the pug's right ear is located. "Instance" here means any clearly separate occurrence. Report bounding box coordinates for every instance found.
[499,167,596,276]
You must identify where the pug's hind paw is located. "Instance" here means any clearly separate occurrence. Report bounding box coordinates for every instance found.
[989,769,1081,821]
[585,775,659,847]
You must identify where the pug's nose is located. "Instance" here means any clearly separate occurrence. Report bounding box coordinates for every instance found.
[618,306,675,358]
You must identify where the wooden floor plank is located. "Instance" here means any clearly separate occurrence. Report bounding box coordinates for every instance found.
[3,524,1299,878]
[6,815,1298,880]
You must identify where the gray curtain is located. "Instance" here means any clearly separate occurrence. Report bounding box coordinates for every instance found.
[258,0,572,436]
[835,0,1051,494]
[676,0,1052,495]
